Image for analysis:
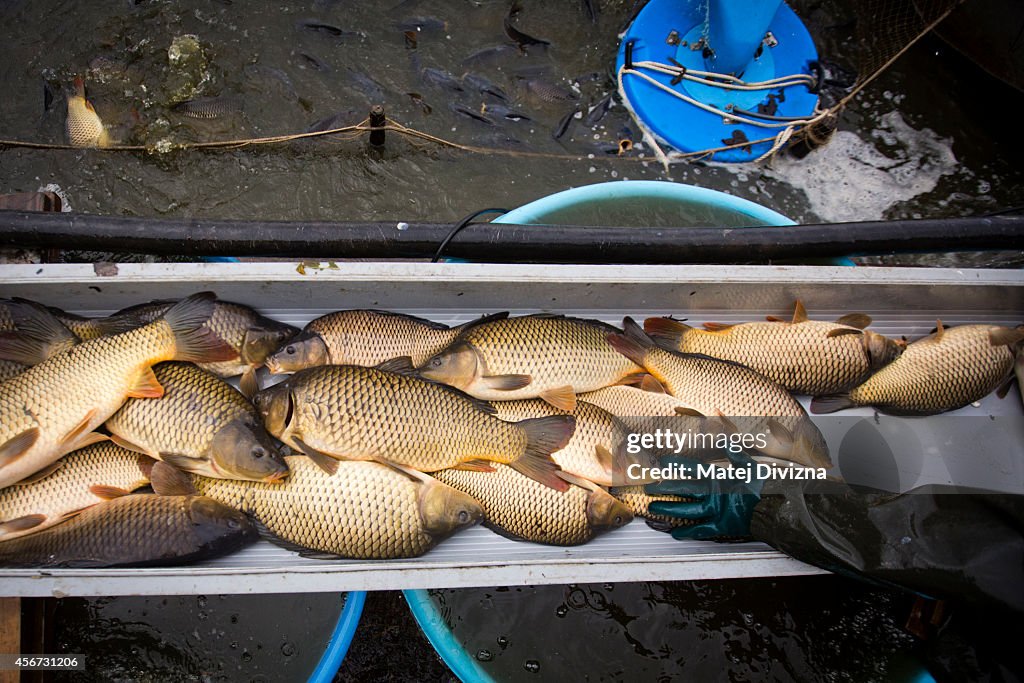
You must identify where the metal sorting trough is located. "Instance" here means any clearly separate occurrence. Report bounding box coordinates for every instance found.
[0,262,1021,597]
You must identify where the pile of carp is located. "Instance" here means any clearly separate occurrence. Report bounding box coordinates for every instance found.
[0,293,1019,567]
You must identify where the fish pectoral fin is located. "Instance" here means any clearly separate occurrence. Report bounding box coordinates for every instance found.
[766,419,794,445]
[791,300,809,324]
[644,518,677,533]
[702,322,735,331]
[639,374,667,394]
[836,313,871,329]
[826,328,862,338]
[127,366,165,399]
[674,407,705,417]
[149,461,197,496]
[481,374,532,391]
[616,372,649,388]
[63,431,108,454]
[12,460,63,485]
[89,484,132,500]
[995,372,1016,399]
[0,427,40,467]
[292,437,339,476]
[109,434,159,458]
[374,458,432,483]
[539,385,577,411]
[594,444,615,477]
[555,469,598,491]
[239,366,260,399]
[0,514,47,536]
[158,452,208,474]
[450,459,496,473]
[375,356,418,376]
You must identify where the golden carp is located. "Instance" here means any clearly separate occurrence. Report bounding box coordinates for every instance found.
[418,314,645,411]
[101,298,297,396]
[265,309,507,374]
[0,442,152,542]
[0,493,256,568]
[434,465,632,545]
[608,318,831,469]
[66,76,109,148]
[0,292,236,489]
[105,362,288,482]
[579,386,692,434]
[644,301,904,395]
[151,457,482,560]
[252,364,573,490]
[811,322,1024,415]
[491,398,653,486]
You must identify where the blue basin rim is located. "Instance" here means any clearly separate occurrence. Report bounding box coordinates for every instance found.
[404,589,497,683]
[307,590,367,683]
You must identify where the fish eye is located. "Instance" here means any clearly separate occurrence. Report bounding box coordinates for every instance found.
[458,510,469,523]
[431,358,442,367]
[614,515,623,525]
[252,447,265,459]
[286,346,296,355]
[227,519,240,529]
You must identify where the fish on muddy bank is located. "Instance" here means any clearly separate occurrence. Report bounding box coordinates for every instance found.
[105,362,288,482]
[99,298,296,396]
[644,301,904,395]
[0,292,236,489]
[152,457,482,560]
[0,442,152,542]
[266,310,507,374]
[608,318,831,469]
[434,465,631,545]
[417,314,645,411]
[811,322,1024,415]
[66,76,109,148]
[253,364,573,490]
[0,493,256,568]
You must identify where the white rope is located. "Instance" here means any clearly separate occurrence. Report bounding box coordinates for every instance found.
[632,59,816,91]
[754,124,796,162]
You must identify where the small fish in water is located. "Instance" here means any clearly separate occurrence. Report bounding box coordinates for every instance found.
[504,1,551,50]
[267,310,507,374]
[0,442,153,542]
[435,466,631,546]
[811,323,1024,416]
[482,103,531,121]
[462,74,509,101]
[43,82,55,113]
[644,301,904,395]
[66,77,109,148]
[347,68,387,102]
[298,52,331,72]
[420,67,464,92]
[407,92,432,115]
[0,293,236,489]
[524,78,577,103]
[417,314,645,411]
[583,93,612,127]
[0,494,257,568]
[105,362,288,482]
[172,96,242,119]
[253,364,574,490]
[404,30,418,50]
[450,102,495,125]
[395,16,447,31]
[462,44,519,67]
[552,108,576,139]
[296,19,363,39]
[304,110,360,134]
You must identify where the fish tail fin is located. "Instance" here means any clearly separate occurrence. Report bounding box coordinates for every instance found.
[513,415,575,491]
[163,292,238,363]
[643,317,692,348]
[809,394,855,414]
[606,317,652,367]
[0,298,78,365]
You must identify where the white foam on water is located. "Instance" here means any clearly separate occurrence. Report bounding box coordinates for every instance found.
[763,111,959,222]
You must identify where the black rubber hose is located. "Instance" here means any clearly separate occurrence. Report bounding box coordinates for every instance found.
[0,209,1021,263]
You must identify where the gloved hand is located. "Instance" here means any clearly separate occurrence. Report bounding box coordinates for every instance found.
[645,452,764,541]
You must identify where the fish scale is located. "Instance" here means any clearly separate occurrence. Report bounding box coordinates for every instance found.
[421,315,643,404]
[194,457,481,559]
[839,324,1019,414]
[0,494,256,568]
[0,442,151,541]
[434,464,632,546]
[645,317,903,395]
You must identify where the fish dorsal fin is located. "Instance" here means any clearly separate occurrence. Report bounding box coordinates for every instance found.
[149,461,197,496]
[375,356,418,376]
[127,366,164,399]
[453,311,510,335]
[13,460,62,485]
[239,366,260,399]
[827,328,862,338]
[702,322,735,331]
[89,485,132,500]
[539,385,577,411]
[836,313,871,329]
[933,320,945,342]
[764,316,785,322]
[791,300,808,324]
[292,437,340,475]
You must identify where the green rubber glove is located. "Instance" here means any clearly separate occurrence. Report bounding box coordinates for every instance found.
[645,453,764,541]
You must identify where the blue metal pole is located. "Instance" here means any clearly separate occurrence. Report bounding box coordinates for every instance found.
[705,0,783,75]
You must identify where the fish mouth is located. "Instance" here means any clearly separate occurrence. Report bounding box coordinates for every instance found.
[262,469,289,484]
